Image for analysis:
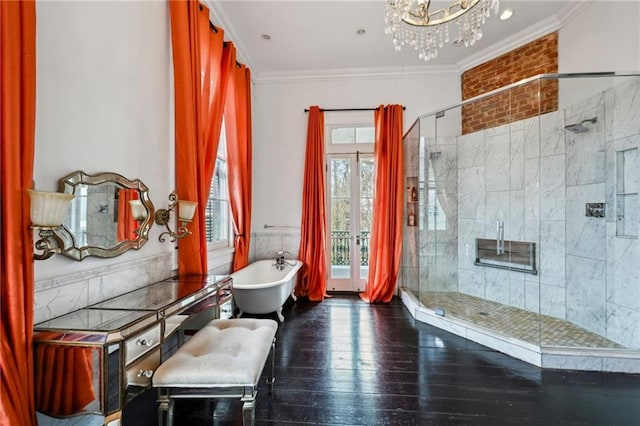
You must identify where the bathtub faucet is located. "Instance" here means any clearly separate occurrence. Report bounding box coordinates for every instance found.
[273,250,295,271]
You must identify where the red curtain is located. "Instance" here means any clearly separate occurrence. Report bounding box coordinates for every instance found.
[116,189,139,242]
[295,106,327,301]
[34,345,95,416]
[226,63,252,272]
[361,105,404,303]
[0,1,38,425]
[169,1,231,274]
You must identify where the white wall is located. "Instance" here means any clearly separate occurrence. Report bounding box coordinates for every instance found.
[34,2,173,281]
[251,72,461,241]
[559,1,640,73]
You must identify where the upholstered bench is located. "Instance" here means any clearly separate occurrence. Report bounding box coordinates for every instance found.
[152,318,278,426]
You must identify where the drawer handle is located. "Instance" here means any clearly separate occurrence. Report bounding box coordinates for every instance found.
[137,369,154,378]
[136,338,154,346]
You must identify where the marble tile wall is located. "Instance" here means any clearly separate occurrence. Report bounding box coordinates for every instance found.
[34,253,174,324]
[250,231,301,263]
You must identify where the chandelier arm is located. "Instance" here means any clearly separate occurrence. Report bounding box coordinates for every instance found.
[401,0,481,27]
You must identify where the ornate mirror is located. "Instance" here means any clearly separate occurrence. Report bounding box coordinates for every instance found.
[54,171,155,260]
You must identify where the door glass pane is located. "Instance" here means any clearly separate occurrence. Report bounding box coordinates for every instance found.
[330,158,351,279]
[359,158,374,279]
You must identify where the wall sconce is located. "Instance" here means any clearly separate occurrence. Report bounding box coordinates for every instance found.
[28,189,75,260]
[154,191,197,242]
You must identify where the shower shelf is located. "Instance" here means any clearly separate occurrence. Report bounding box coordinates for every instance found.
[475,238,537,275]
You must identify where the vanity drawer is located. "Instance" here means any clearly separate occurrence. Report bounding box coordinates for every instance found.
[125,348,161,388]
[125,325,160,365]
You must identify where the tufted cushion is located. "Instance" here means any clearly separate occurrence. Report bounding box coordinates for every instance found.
[153,318,278,388]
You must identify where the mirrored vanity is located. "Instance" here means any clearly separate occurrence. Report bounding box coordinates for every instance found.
[33,274,233,425]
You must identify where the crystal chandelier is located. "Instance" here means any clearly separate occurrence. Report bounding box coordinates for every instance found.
[385,0,500,61]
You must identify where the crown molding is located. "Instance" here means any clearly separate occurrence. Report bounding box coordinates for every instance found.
[458,1,594,72]
[202,0,254,71]
[253,64,461,85]
[458,15,561,72]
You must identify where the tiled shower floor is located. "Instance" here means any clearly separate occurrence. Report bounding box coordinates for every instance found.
[419,291,624,349]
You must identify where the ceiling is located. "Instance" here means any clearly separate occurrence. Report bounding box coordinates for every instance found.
[206,1,589,80]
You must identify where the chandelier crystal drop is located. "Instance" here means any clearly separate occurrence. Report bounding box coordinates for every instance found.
[385,0,500,61]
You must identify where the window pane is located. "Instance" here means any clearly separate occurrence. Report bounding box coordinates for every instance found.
[205,158,229,244]
[355,127,374,143]
[331,127,355,144]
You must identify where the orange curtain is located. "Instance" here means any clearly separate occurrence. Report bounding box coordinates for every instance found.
[226,63,252,272]
[295,106,327,301]
[170,1,230,274]
[116,189,139,242]
[361,105,404,303]
[0,1,38,425]
[34,345,96,416]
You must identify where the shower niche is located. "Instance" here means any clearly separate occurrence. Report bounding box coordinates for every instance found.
[616,147,638,238]
[400,72,640,373]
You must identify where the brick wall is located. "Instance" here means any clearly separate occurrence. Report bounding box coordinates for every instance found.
[461,32,558,134]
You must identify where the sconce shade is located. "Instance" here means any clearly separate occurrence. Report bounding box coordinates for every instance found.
[178,200,197,222]
[28,190,75,227]
[129,200,147,220]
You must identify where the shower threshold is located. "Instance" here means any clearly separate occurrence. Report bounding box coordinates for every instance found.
[400,289,640,374]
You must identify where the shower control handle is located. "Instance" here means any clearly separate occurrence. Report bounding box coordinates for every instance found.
[496,220,505,255]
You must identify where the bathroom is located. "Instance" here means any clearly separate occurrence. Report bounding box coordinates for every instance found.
[3,0,640,424]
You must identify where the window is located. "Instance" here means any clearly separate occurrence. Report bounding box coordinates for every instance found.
[205,124,231,250]
[329,126,375,145]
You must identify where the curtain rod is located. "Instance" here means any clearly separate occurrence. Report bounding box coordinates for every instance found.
[304,107,406,112]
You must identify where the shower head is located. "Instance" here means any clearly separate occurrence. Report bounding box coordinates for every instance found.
[564,117,597,134]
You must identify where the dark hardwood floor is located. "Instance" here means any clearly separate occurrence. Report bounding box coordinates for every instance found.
[123,294,640,425]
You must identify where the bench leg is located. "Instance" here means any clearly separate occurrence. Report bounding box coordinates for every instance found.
[267,337,276,394]
[167,398,175,426]
[241,396,255,426]
[158,390,174,426]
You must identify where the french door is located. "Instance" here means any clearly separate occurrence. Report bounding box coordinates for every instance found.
[326,153,374,292]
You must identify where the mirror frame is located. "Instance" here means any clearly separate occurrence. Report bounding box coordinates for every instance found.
[54,170,155,260]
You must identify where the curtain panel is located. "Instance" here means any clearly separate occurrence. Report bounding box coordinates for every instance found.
[361,104,404,303]
[169,1,230,274]
[226,63,253,272]
[0,1,38,425]
[296,106,328,301]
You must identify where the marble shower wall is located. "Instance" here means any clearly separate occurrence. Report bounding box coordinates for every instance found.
[452,76,640,349]
[456,117,540,311]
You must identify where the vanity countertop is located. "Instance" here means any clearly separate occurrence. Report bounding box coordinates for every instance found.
[34,274,232,343]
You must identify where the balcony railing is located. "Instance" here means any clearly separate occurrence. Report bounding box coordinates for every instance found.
[330,230,369,266]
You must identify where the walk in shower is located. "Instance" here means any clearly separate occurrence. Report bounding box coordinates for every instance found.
[400,72,640,372]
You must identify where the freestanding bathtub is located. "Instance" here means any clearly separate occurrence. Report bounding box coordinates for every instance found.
[230,259,303,322]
